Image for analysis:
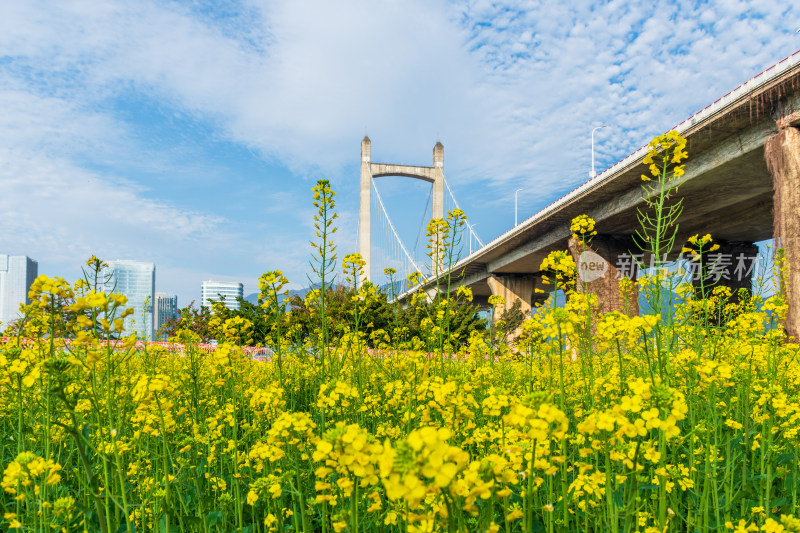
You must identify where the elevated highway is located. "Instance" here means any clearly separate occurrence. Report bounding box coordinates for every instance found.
[403,51,800,336]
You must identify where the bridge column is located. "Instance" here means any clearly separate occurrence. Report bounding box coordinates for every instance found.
[432,142,445,274]
[487,274,534,324]
[360,136,371,282]
[765,126,800,338]
[690,241,759,304]
[433,142,444,220]
[568,235,639,316]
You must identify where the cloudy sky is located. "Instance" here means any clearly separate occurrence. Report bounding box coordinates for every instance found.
[1,0,798,305]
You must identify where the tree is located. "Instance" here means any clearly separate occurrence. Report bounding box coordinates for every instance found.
[160,301,214,343]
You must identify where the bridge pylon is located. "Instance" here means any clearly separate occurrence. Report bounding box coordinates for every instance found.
[359,137,444,282]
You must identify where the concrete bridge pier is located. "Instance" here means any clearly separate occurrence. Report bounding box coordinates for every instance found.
[360,136,372,282]
[483,274,548,313]
[433,142,445,219]
[567,235,639,316]
[487,274,535,319]
[765,125,800,338]
[431,142,445,275]
[690,240,760,304]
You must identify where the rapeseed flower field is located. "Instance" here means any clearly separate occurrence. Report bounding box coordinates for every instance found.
[1,133,799,532]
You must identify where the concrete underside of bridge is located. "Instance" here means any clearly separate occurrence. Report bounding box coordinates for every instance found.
[417,64,800,338]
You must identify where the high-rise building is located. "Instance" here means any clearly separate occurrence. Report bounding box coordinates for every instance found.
[155,292,179,340]
[201,280,243,311]
[0,255,38,332]
[105,260,155,340]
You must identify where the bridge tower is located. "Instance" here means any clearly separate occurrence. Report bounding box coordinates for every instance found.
[359,137,444,282]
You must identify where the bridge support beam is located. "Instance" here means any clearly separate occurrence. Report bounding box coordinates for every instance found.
[690,241,759,304]
[487,274,534,315]
[765,126,800,338]
[433,142,445,220]
[430,143,446,275]
[360,136,372,282]
[568,235,639,316]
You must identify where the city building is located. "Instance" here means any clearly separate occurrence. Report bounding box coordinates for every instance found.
[155,292,179,340]
[105,260,155,340]
[201,280,243,311]
[0,255,38,333]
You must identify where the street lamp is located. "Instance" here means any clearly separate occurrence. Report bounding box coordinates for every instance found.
[590,125,608,178]
[515,188,524,226]
[469,223,479,254]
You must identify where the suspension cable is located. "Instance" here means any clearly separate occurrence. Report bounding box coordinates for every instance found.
[367,168,424,276]
[442,172,484,248]
[412,184,433,258]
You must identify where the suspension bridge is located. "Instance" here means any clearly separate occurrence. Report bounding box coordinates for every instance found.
[359,51,800,339]
[358,137,483,290]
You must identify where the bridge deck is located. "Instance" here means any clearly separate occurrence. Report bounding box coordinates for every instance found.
[404,50,800,302]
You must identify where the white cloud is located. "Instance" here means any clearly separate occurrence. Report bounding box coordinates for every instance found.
[0,148,225,256]
[0,0,798,300]
[3,0,797,183]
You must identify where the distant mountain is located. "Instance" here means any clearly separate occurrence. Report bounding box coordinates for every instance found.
[243,283,323,306]
[243,280,411,308]
[244,293,259,305]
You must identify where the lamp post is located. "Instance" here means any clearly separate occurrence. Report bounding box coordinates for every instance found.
[515,188,524,226]
[590,125,608,178]
[469,223,479,254]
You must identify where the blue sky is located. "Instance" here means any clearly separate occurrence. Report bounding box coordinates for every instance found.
[0,0,798,306]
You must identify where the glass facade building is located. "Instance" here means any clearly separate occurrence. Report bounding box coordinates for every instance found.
[201,281,243,311]
[0,255,38,332]
[105,260,156,340]
[155,292,179,340]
